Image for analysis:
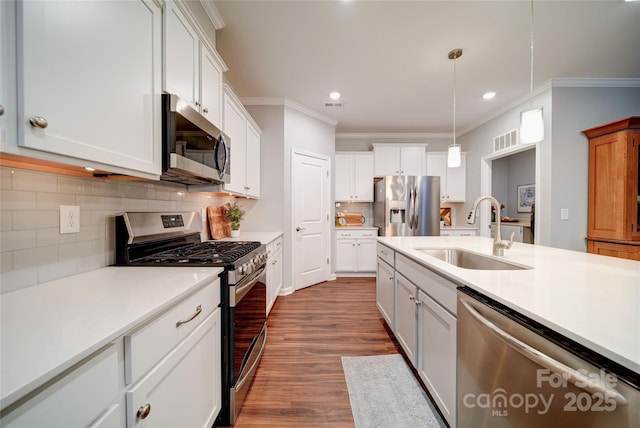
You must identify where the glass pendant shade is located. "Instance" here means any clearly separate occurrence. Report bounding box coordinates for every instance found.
[447,144,461,168]
[520,107,544,144]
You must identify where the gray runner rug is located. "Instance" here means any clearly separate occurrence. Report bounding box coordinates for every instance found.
[341,354,446,428]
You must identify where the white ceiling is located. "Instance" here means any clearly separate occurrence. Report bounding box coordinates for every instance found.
[211,1,640,135]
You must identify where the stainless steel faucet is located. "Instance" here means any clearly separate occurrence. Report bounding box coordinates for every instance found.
[467,196,514,256]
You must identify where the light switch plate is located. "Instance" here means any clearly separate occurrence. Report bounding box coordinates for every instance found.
[560,208,569,220]
[60,205,80,234]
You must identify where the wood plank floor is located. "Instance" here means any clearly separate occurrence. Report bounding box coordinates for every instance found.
[232,277,402,427]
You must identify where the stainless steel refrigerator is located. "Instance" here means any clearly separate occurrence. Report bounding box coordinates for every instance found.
[374,176,441,236]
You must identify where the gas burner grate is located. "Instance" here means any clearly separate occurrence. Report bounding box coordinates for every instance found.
[140,240,262,264]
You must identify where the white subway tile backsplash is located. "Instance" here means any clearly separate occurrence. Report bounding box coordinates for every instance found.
[13,245,59,270]
[12,169,58,192]
[1,189,36,210]
[0,230,37,252]
[0,166,230,292]
[12,210,58,230]
[1,267,39,293]
[38,259,78,284]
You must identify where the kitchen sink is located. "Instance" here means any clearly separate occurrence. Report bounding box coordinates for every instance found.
[417,248,530,270]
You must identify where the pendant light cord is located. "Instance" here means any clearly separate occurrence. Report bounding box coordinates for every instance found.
[529,0,535,108]
[453,54,457,146]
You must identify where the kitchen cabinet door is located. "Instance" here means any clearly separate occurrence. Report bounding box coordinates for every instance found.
[125,310,221,428]
[335,239,357,272]
[164,0,199,109]
[356,239,377,271]
[0,0,16,153]
[335,155,354,201]
[400,146,427,176]
[376,259,395,329]
[200,44,224,128]
[418,290,457,428]
[395,273,418,367]
[222,89,246,194]
[373,146,402,176]
[335,153,374,202]
[17,0,162,178]
[426,152,466,202]
[245,122,261,198]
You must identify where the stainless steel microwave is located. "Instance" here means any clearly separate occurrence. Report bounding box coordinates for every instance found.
[160,93,230,186]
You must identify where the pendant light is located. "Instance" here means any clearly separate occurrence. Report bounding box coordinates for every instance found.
[520,0,544,144]
[447,48,463,168]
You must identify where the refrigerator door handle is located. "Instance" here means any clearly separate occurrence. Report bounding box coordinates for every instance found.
[408,186,415,229]
[413,184,420,230]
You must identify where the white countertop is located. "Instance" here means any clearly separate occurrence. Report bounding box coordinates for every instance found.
[217,231,282,244]
[377,236,640,374]
[0,266,223,409]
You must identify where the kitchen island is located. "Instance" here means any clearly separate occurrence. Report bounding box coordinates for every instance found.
[378,236,639,373]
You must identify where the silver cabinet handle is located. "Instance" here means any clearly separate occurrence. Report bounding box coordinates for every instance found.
[29,116,48,129]
[137,404,151,420]
[460,298,628,405]
[175,305,202,328]
[296,227,305,232]
[0,105,4,116]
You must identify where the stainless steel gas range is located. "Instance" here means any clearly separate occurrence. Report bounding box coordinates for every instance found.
[115,211,267,426]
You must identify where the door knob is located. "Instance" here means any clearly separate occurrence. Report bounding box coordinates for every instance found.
[296,227,306,232]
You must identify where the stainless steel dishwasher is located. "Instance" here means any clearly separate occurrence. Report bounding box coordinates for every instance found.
[457,287,639,428]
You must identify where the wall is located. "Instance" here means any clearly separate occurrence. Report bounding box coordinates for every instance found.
[244,103,336,294]
[459,82,640,251]
[0,167,232,293]
[492,148,536,219]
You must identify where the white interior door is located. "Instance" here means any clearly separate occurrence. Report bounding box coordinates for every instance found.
[293,151,330,290]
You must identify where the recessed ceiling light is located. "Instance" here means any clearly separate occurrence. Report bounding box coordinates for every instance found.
[329,91,341,100]
[482,92,496,100]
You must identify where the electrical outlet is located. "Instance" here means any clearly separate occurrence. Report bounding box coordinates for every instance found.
[60,205,80,234]
[560,208,569,220]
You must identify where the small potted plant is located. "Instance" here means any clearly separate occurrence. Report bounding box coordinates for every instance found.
[224,201,245,237]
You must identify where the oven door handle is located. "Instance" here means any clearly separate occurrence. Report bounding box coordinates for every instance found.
[460,298,628,405]
[233,265,266,306]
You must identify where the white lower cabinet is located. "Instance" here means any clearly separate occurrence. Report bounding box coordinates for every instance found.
[394,273,418,367]
[266,235,283,315]
[376,249,458,428]
[418,290,457,428]
[376,258,395,330]
[335,229,377,274]
[1,344,124,428]
[125,310,221,428]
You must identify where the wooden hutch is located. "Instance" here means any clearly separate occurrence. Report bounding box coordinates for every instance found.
[583,116,640,260]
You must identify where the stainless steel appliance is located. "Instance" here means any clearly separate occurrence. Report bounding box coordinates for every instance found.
[161,93,230,186]
[115,211,267,426]
[373,175,440,236]
[457,287,639,427]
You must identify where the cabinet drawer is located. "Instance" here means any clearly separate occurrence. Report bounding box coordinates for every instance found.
[125,310,221,428]
[336,229,377,239]
[124,281,219,384]
[377,243,394,266]
[396,254,457,315]
[1,344,120,428]
[267,235,283,258]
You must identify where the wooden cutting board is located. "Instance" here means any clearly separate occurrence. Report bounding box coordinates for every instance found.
[207,205,231,239]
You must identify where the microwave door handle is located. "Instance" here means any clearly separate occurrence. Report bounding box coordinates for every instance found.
[460,298,628,405]
[217,136,229,179]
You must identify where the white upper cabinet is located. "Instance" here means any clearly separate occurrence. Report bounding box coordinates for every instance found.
[335,152,374,202]
[222,85,261,198]
[164,0,226,128]
[426,151,466,202]
[13,0,162,179]
[373,144,427,176]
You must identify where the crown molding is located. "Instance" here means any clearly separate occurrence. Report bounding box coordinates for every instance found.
[241,97,339,126]
[200,0,225,30]
[336,133,450,141]
[551,77,640,87]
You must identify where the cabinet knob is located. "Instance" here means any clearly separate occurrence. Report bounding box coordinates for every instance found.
[29,116,48,129]
[137,404,151,420]
[0,105,4,116]
[195,101,201,107]
[409,295,416,301]
[203,107,209,113]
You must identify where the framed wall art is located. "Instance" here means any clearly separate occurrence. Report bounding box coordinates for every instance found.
[517,184,535,213]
